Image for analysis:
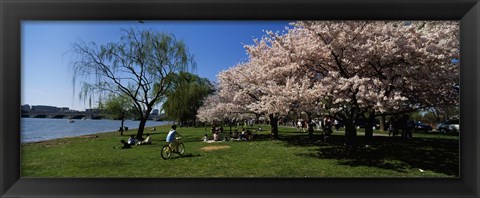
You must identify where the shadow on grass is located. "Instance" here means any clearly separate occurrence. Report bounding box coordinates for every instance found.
[280,133,459,176]
[170,153,203,159]
[407,131,460,139]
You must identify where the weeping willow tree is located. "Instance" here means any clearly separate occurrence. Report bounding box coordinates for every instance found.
[162,72,214,127]
[72,28,194,138]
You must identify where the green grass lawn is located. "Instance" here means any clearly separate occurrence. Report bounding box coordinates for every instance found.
[21,124,459,177]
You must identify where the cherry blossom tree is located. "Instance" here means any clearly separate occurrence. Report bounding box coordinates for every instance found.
[196,91,255,134]
[198,21,459,148]
[219,31,328,138]
[292,21,459,147]
[196,67,254,123]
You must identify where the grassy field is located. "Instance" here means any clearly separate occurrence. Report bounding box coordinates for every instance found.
[21,124,459,177]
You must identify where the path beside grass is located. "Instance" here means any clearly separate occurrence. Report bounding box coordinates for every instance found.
[21,124,459,177]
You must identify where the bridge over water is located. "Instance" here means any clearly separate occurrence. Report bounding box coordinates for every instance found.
[21,112,102,119]
[22,112,165,120]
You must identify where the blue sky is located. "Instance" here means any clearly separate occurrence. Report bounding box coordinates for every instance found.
[22,21,292,111]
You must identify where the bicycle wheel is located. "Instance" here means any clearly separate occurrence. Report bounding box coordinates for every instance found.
[176,143,185,155]
[161,145,172,160]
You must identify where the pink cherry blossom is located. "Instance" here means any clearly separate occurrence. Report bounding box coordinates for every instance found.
[198,21,459,144]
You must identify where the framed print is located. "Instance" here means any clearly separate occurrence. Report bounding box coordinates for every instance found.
[1,0,479,197]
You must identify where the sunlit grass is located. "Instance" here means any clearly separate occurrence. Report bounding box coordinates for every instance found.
[21,124,459,177]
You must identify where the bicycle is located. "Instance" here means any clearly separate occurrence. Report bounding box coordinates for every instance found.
[161,137,185,160]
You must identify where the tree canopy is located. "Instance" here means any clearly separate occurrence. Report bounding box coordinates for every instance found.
[99,94,134,135]
[162,72,214,126]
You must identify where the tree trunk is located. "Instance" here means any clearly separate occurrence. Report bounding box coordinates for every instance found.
[365,112,375,141]
[308,127,314,141]
[344,120,358,152]
[380,115,386,131]
[400,115,407,139]
[365,124,373,140]
[269,114,279,139]
[307,114,314,141]
[136,109,152,139]
[120,118,125,136]
[137,118,147,139]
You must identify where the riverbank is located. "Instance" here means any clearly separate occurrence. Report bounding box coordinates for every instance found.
[21,125,459,177]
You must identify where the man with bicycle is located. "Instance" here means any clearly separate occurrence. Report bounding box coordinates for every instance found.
[166,125,182,152]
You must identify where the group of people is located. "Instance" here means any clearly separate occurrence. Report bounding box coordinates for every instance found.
[387,114,414,139]
[116,133,152,149]
[320,117,335,135]
[236,128,254,141]
[201,126,223,142]
[212,126,224,141]
[296,120,308,132]
[115,125,182,152]
[294,116,339,134]
[201,126,259,142]
[237,119,256,128]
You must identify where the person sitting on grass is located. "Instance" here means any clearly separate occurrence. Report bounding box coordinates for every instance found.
[166,125,182,151]
[211,126,217,134]
[246,130,253,141]
[213,132,220,141]
[137,133,152,145]
[114,140,131,149]
[202,133,208,142]
[127,135,137,145]
[239,128,247,141]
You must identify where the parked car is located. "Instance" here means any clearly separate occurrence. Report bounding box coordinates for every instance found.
[413,121,433,132]
[437,119,460,134]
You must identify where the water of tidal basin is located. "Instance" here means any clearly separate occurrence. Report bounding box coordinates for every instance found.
[21,118,170,143]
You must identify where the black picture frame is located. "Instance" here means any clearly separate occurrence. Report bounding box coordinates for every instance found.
[1,0,479,197]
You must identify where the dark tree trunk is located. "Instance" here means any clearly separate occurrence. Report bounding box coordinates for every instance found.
[344,120,358,152]
[136,109,152,139]
[364,112,375,141]
[365,124,373,140]
[308,127,314,141]
[269,114,279,139]
[307,114,314,141]
[137,118,147,139]
[380,115,386,131]
[120,118,125,136]
[399,114,408,140]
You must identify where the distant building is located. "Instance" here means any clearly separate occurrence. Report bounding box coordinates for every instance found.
[59,107,69,112]
[31,105,59,113]
[85,108,100,113]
